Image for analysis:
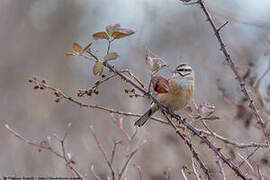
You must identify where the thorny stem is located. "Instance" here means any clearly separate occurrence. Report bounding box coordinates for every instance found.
[195,0,268,139]
[162,111,211,180]
[5,124,84,179]
[101,60,249,179]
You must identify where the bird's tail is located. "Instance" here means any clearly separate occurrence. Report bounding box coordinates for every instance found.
[134,109,153,127]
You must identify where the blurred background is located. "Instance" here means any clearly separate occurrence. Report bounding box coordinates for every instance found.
[1,0,270,179]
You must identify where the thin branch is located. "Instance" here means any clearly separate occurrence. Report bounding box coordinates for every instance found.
[5,124,83,179]
[239,147,259,168]
[161,112,211,180]
[101,60,249,179]
[195,0,267,138]
[133,164,143,180]
[118,141,146,180]
[192,157,201,180]
[110,140,121,165]
[29,78,179,128]
[199,128,269,149]
[181,167,188,180]
[89,125,115,180]
[91,165,103,180]
[216,157,226,180]
[237,152,254,172]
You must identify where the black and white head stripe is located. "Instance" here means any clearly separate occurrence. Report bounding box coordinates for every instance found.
[176,64,192,77]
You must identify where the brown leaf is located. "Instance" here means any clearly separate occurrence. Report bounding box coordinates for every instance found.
[65,52,75,56]
[104,52,119,61]
[92,32,110,40]
[105,24,135,39]
[105,24,121,36]
[72,43,84,55]
[93,61,104,76]
[151,75,169,94]
[111,28,135,39]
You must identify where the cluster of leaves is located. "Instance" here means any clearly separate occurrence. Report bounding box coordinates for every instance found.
[66,24,135,76]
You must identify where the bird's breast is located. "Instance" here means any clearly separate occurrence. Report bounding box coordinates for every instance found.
[157,79,194,111]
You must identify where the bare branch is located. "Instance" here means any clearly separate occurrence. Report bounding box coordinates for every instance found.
[191,157,201,180]
[194,0,268,138]
[89,125,115,180]
[181,167,188,180]
[5,124,83,179]
[91,165,103,180]
[161,112,211,180]
[133,164,143,180]
[216,157,226,180]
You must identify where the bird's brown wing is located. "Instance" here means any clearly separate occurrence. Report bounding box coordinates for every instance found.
[151,75,169,94]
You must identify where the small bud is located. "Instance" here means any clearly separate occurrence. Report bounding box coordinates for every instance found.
[41,80,46,84]
[33,76,37,81]
[131,88,135,93]
[87,89,92,96]
[94,90,99,95]
[101,74,106,78]
[54,91,60,97]
[95,81,100,86]
[28,79,33,83]
[68,96,72,100]
[34,85,39,89]
[134,94,139,97]
[129,95,133,98]
[39,86,44,90]
[124,88,129,93]
[55,98,60,103]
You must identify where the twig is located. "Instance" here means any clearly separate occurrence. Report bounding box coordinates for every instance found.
[29,78,180,128]
[91,165,103,180]
[89,125,115,180]
[133,164,143,180]
[161,112,212,180]
[118,141,146,180]
[5,124,83,179]
[181,167,188,180]
[194,0,267,138]
[110,140,121,165]
[216,157,226,180]
[239,147,259,168]
[192,157,201,180]
[237,152,254,172]
[199,128,268,149]
[256,165,265,180]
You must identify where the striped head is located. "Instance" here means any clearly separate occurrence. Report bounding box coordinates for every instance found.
[172,64,194,90]
[174,64,194,80]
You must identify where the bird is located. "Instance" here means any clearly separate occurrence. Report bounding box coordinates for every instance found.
[134,63,194,127]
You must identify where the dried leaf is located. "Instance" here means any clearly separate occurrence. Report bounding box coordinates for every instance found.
[112,28,135,39]
[93,61,104,76]
[105,24,135,39]
[145,55,163,72]
[151,75,169,94]
[92,32,110,40]
[198,103,215,117]
[65,52,75,56]
[106,24,121,36]
[72,43,83,55]
[104,52,119,61]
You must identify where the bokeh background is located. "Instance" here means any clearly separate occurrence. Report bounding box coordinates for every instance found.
[1,0,270,179]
